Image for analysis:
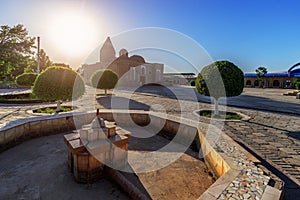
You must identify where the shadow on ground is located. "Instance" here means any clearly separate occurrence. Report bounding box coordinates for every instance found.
[129,85,300,117]
[286,131,300,141]
[97,96,150,110]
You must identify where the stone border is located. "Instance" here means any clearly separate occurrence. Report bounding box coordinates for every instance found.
[26,106,78,116]
[0,110,282,200]
[193,109,251,122]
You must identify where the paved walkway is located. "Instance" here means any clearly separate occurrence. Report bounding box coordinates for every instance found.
[1,87,300,199]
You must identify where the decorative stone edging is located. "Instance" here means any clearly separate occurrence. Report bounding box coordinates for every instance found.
[216,137,270,199]
[198,122,282,200]
[26,106,78,116]
[193,109,251,122]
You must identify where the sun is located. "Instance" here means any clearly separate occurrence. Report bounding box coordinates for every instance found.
[48,11,98,57]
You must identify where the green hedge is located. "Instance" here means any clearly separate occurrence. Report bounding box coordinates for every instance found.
[90,69,118,90]
[32,66,85,101]
[16,73,38,86]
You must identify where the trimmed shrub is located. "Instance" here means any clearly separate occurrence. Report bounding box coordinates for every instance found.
[90,69,118,95]
[16,73,38,86]
[196,60,244,98]
[196,60,244,115]
[32,66,85,101]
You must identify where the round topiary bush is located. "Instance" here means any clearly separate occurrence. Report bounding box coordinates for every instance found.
[16,73,38,86]
[32,66,85,102]
[90,69,119,95]
[196,60,244,115]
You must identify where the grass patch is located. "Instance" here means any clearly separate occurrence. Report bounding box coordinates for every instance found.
[34,106,74,114]
[200,110,242,120]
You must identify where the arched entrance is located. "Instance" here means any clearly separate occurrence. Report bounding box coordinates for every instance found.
[254,80,259,87]
[246,80,251,86]
[273,80,280,87]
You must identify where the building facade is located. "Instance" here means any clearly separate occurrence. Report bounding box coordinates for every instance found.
[82,37,164,86]
[244,64,300,88]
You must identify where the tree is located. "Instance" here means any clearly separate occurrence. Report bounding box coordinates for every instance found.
[196,61,244,115]
[52,63,70,68]
[32,66,85,112]
[296,82,300,90]
[0,24,35,80]
[16,72,38,86]
[25,49,52,73]
[255,67,268,88]
[292,77,299,89]
[90,69,119,95]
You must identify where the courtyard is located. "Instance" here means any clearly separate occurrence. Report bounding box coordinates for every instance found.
[0,87,299,199]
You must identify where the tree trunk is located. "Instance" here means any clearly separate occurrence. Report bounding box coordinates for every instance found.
[56,101,61,113]
[214,98,219,116]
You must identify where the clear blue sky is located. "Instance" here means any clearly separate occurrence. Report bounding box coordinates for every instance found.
[1,0,300,72]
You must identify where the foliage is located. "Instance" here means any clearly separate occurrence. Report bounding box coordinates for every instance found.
[25,49,52,73]
[200,110,242,120]
[296,82,300,90]
[90,69,119,91]
[255,67,268,81]
[190,80,195,86]
[52,63,70,68]
[16,73,37,86]
[0,24,35,80]
[32,66,85,101]
[196,60,244,99]
[195,61,244,115]
[35,106,73,114]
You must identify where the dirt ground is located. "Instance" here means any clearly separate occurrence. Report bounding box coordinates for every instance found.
[0,134,129,200]
[124,126,215,200]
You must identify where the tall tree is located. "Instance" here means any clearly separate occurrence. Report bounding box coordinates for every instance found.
[25,49,53,73]
[0,24,35,80]
[39,49,52,70]
[255,67,268,88]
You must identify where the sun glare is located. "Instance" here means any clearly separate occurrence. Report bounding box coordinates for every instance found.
[48,11,98,57]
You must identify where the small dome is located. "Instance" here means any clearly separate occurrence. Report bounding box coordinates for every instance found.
[129,55,145,64]
[119,49,128,57]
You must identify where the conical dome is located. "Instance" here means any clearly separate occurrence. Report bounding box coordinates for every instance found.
[100,37,116,64]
